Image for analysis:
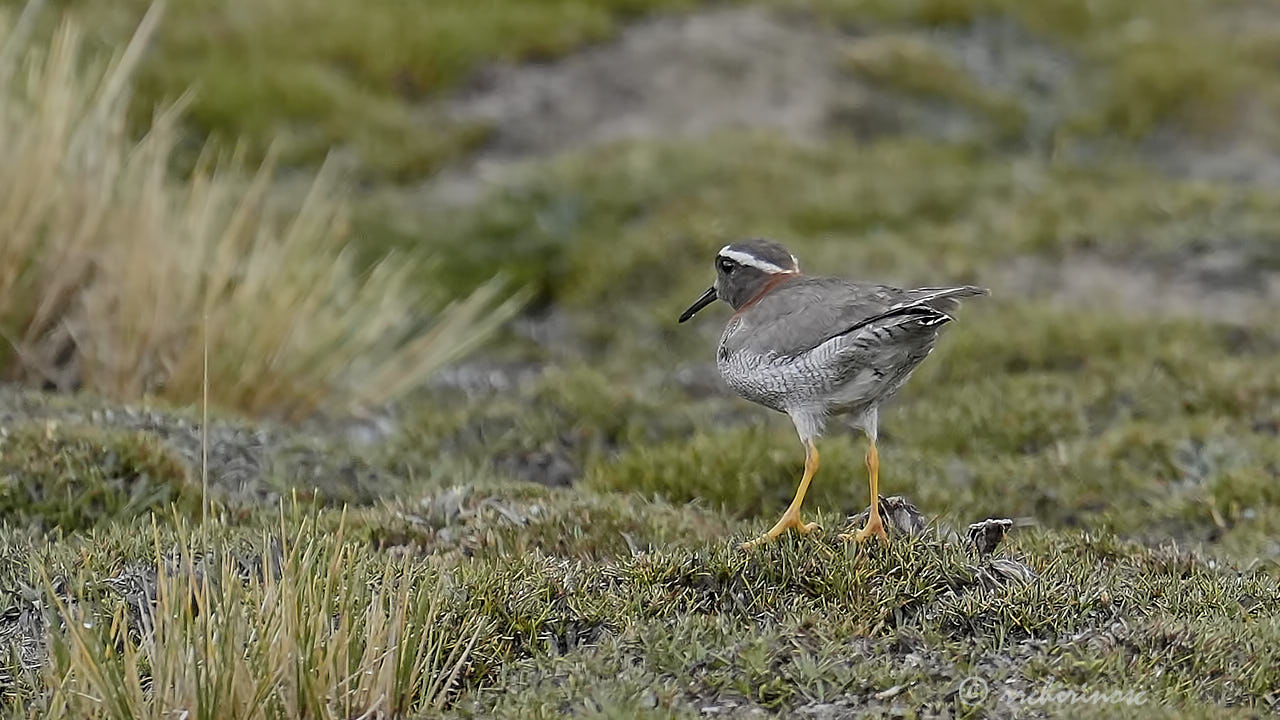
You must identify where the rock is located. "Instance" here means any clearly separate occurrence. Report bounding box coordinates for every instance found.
[966,518,1014,555]
[846,495,929,538]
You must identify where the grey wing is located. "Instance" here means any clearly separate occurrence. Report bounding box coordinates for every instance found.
[808,283,987,410]
[728,277,986,360]
[823,284,989,349]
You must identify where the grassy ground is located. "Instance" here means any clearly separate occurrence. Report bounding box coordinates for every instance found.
[12,0,1277,180]
[26,0,699,178]
[2,0,1280,717]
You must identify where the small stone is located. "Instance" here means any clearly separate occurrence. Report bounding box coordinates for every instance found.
[875,684,906,700]
[846,495,927,537]
[966,518,1014,554]
[639,689,658,708]
[979,557,1039,588]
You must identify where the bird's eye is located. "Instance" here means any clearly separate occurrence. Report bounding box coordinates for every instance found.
[718,258,736,274]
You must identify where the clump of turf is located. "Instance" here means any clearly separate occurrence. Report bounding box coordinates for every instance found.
[0,423,194,531]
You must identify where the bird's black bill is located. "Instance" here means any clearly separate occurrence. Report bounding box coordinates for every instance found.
[679,287,717,323]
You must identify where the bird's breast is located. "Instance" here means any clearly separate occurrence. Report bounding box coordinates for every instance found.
[717,323,796,413]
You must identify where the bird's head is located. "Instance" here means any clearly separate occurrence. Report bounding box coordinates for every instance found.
[679,239,800,322]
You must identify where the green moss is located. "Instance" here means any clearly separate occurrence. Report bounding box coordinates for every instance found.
[402,134,1280,325]
[798,0,1276,146]
[444,525,1280,715]
[397,136,998,306]
[583,424,864,520]
[32,0,700,178]
[350,482,734,562]
[1085,34,1252,140]
[843,35,1027,141]
[796,0,1202,43]
[2,472,1278,716]
[17,0,1274,181]
[0,423,195,531]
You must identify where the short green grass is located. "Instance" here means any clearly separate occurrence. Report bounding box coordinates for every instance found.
[805,0,1280,141]
[842,35,1029,142]
[15,0,1280,179]
[22,0,700,177]
[0,423,194,532]
[3,498,1277,716]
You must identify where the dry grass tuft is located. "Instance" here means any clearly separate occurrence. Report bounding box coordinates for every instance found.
[0,2,523,420]
[23,515,490,719]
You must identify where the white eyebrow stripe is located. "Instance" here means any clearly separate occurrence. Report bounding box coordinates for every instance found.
[718,248,791,274]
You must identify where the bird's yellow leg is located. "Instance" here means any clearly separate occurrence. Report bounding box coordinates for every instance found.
[740,440,822,549]
[853,439,888,543]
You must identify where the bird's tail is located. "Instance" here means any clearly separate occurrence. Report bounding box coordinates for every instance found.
[907,285,989,313]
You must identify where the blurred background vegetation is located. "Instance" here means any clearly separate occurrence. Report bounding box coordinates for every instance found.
[0,0,1279,716]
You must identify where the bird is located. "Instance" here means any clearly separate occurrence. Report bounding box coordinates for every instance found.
[678,238,987,549]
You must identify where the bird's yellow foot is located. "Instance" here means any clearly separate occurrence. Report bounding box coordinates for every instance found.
[840,515,888,544]
[739,510,821,549]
